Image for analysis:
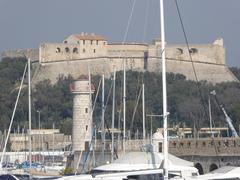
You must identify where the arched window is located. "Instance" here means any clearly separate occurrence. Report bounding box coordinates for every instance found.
[64,41,67,44]
[73,47,78,53]
[195,163,204,175]
[65,47,70,53]
[209,164,218,172]
[177,48,183,54]
[56,47,61,53]
[93,49,96,53]
[83,48,86,53]
[189,48,198,54]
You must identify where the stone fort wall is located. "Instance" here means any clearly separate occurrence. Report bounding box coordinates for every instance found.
[1,33,238,84]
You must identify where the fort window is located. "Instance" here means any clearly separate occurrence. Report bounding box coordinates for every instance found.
[86,125,88,131]
[65,47,70,53]
[195,163,204,175]
[83,40,85,45]
[73,47,78,53]
[96,40,99,45]
[189,48,198,54]
[93,49,96,53]
[103,42,106,45]
[83,48,86,53]
[64,41,67,44]
[209,164,218,172]
[85,108,88,113]
[177,48,183,54]
[91,40,93,45]
[77,41,80,44]
[56,47,61,53]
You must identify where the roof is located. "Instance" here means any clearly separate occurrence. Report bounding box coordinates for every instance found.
[94,151,194,172]
[73,33,106,41]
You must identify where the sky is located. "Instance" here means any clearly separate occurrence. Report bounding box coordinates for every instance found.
[0,0,239,66]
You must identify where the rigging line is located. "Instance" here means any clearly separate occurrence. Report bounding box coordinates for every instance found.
[174,0,221,165]
[104,78,113,115]
[130,85,143,135]
[122,0,137,44]
[174,0,209,122]
[142,0,150,43]
[92,79,102,117]
[115,0,136,128]
[95,78,113,130]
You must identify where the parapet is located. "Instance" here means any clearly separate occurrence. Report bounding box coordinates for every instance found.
[213,38,224,46]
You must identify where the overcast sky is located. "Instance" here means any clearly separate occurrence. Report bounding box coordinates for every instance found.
[0,0,239,66]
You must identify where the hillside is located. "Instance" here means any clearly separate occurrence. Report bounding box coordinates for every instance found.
[1,57,240,137]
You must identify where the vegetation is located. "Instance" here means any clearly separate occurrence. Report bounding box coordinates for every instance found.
[1,57,240,138]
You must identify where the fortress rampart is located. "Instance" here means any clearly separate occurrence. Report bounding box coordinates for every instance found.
[1,33,238,84]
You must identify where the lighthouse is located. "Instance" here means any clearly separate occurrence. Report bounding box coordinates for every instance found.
[70,75,95,151]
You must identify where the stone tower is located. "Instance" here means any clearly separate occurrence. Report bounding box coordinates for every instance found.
[70,75,95,151]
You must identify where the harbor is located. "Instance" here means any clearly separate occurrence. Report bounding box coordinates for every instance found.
[1,0,240,179]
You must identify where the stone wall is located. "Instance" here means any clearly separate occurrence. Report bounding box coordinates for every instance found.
[1,34,237,84]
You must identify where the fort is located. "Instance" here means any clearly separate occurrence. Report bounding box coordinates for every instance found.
[1,32,238,84]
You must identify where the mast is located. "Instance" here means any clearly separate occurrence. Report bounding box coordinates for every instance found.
[208,97,213,138]
[123,59,126,154]
[28,58,32,169]
[52,123,55,165]
[101,74,105,159]
[111,69,116,162]
[160,0,168,179]
[142,84,145,139]
[37,110,41,154]
[0,63,27,171]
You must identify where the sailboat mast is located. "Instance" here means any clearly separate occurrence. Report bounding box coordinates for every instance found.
[28,58,32,169]
[208,97,214,138]
[123,59,126,154]
[111,69,116,162]
[160,0,168,179]
[52,123,55,165]
[0,63,27,171]
[142,84,145,139]
[101,74,105,159]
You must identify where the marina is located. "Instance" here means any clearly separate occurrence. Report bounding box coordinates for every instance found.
[1,0,240,179]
